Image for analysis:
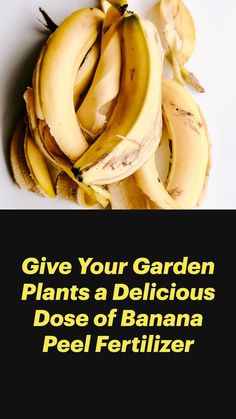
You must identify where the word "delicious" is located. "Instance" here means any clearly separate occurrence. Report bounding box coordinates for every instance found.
[22,257,215,276]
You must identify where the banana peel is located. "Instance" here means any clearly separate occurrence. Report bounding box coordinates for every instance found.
[156,0,205,92]
[9,2,211,210]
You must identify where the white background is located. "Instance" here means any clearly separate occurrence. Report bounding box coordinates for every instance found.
[1,0,236,209]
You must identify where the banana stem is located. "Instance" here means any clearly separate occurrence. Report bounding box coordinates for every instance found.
[181,66,205,93]
[119,4,129,15]
[172,56,185,86]
[39,7,58,32]
[167,56,205,93]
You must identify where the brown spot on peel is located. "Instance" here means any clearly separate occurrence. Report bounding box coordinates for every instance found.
[169,188,183,199]
[103,25,110,35]
[130,68,135,81]
[169,102,203,134]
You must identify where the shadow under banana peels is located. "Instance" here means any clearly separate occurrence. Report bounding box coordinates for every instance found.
[1,29,49,183]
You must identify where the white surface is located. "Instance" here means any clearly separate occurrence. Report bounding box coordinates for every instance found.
[1,0,236,209]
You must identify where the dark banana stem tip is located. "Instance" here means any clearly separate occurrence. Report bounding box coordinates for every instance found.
[39,7,58,32]
[71,168,83,183]
[119,4,129,16]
